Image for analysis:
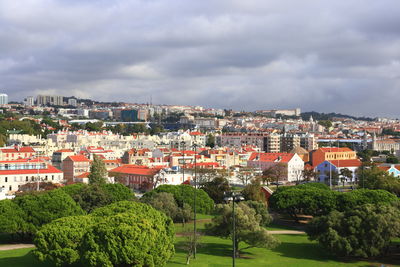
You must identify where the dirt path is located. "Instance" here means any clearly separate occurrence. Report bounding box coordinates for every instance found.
[267,230,305,235]
[0,244,35,251]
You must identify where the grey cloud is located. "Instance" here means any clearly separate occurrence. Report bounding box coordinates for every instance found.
[1,0,400,117]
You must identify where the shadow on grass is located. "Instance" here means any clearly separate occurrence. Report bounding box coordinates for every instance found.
[273,240,400,266]
[0,250,53,267]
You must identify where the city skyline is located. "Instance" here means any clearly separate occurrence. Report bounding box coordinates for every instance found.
[1,1,400,117]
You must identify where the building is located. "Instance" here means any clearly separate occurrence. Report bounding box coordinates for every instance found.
[377,164,400,177]
[0,146,36,161]
[51,149,75,170]
[36,95,64,106]
[311,147,357,168]
[0,94,8,105]
[0,159,63,193]
[24,96,35,106]
[62,155,91,184]
[68,98,78,107]
[315,159,361,184]
[109,165,162,191]
[121,109,138,122]
[89,110,112,120]
[247,152,304,183]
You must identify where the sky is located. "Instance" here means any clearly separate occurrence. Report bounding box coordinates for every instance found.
[1,0,400,117]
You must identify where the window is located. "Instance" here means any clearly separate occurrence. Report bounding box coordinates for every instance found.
[26,176,28,182]
[5,177,8,183]
[9,185,11,191]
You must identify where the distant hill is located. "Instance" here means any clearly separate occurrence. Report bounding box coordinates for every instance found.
[301,111,374,122]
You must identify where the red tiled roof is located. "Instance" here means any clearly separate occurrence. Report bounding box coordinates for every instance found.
[0,164,62,175]
[66,155,91,162]
[55,149,74,153]
[1,147,35,153]
[248,153,294,163]
[328,159,361,168]
[189,131,204,136]
[76,172,90,178]
[319,147,353,152]
[109,165,161,176]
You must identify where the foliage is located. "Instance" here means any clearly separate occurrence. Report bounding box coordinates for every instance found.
[336,189,398,212]
[269,185,338,222]
[386,155,399,164]
[241,178,265,202]
[141,192,192,222]
[206,134,215,148]
[13,190,84,236]
[201,176,231,204]
[0,200,31,240]
[206,202,279,257]
[34,201,175,267]
[302,169,318,182]
[88,155,108,185]
[318,120,332,129]
[145,184,215,214]
[358,165,400,195]
[263,163,288,185]
[306,204,400,258]
[237,167,256,185]
[243,201,272,227]
[34,215,96,266]
[60,183,135,213]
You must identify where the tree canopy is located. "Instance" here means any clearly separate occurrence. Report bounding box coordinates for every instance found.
[144,184,215,214]
[34,201,175,267]
[306,204,400,258]
[88,155,108,185]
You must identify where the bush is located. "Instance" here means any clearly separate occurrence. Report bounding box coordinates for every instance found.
[145,184,214,214]
[306,204,400,258]
[34,201,175,267]
[243,200,272,227]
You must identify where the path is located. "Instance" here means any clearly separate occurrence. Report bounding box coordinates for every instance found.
[0,244,35,251]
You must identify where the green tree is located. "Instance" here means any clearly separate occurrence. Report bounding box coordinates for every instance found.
[318,120,333,129]
[269,186,338,222]
[241,178,265,202]
[13,190,84,237]
[100,183,135,202]
[34,201,175,267]
[243,201,272,227]
[206,202,279,257]
[339,168,353,187]
[358,165,400,195]
[0,200,31,241]
[73,184,112,213]
[302,169,318,182]
[206,134,215,148]
[335,189,398,212]
[141,192,192,222]
[145,184,215,214]
[386,155,399,164]
[306,204,400,258]
[88,155,108,185]
[201,176,231,204]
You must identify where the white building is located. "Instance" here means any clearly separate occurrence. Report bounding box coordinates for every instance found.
[0,94,8,105]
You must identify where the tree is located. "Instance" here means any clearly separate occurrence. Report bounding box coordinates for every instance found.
[206,202,279,257]
[358,165,400,195]
[237,167,256,185]
[206,134,215,148]
[34,201,175,267]
[306,204,400,258]
[88,155,108,185]
[266,163,288,186]
[145,184,215,214]
[318,120,333,129]
[386,155,399,164]
[141,192,191,222]
[100,183,135,202]
[201,176,231,204]
[269,185,338,222]
[13,190,84,237]
[339,168,353,187]
[335,189,398,212]
[241,178,265,202]
[0,200,31,241]
[302,169,318,182]
[243,201,272,227]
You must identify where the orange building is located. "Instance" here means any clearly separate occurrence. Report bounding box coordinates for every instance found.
[311,147,357,168]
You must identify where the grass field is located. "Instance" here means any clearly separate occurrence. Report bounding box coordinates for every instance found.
[0,216,398,267]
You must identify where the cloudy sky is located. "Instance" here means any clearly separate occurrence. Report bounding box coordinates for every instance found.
[1,0,400,117]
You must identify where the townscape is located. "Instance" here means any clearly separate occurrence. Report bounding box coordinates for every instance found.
[0,94,399,266]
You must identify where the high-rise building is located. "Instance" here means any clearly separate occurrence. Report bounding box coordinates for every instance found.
[121,109,138,122]
[24,96,35,106]
[68,98,78,107]
[0,94,8,105]
[36,95,64,106]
